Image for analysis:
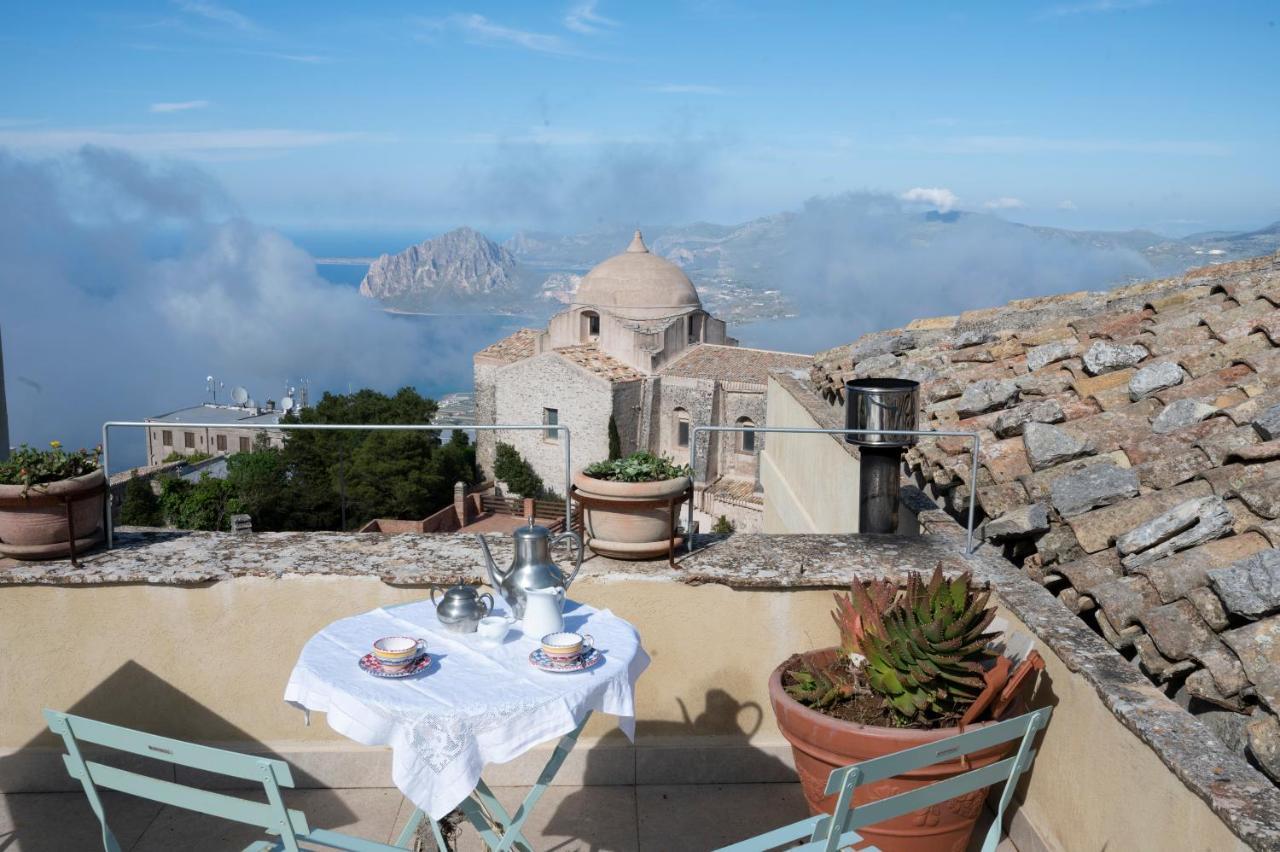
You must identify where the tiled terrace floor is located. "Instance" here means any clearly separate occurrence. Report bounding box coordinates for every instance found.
[0,784,1019,851]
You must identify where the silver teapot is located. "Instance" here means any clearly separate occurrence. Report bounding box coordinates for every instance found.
[430,581,494,634]
[477,518,583,619]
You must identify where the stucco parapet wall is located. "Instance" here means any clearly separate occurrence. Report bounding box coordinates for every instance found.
[767,368,859,461]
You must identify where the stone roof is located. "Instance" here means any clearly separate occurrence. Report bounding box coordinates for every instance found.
[661,344,811,386]
[811,250,1280,783]
[574,230,702,319]
[474,328,539,364]
[553,344,645,383]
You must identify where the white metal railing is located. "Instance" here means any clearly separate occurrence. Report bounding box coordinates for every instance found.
[688,425,982,554]
[100,421,573,549]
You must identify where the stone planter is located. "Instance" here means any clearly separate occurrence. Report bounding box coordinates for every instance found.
[769,648,1019,852]
[572,471,690,560]
[0,469,106,559]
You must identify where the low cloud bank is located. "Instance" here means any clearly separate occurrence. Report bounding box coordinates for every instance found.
[0,147,456,464]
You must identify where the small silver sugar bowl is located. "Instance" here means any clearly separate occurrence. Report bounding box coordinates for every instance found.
[430,581,494,634]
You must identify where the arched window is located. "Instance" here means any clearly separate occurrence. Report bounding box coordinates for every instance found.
[581,310,600,340]
[674,408,690,448]
[737,417,757,453]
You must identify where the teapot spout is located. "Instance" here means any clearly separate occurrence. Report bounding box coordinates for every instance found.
[476,534,507,589]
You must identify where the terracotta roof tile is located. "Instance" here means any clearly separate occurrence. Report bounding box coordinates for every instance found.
[660,344,810,386]
[553,344,645,383]
[474,328,540,364]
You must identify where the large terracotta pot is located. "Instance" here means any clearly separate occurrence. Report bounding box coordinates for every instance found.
[0,469,106,559]
[573,471,690,560]
[770,648,1018,852]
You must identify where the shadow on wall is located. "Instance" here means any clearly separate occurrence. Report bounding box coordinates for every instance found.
[543,688,806,851]
[0,660,358,852]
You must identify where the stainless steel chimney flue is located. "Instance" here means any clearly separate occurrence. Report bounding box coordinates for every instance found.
[844,378,920,534]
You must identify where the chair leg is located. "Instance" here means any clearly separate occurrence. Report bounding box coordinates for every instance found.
[392,806,427,849]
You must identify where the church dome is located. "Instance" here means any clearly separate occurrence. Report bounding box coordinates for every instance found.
[575,230,701,318]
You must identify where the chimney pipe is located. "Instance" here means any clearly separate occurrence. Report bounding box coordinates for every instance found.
[844,378,920,534]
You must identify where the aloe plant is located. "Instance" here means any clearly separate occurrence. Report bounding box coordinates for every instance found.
[856,567,1000,724]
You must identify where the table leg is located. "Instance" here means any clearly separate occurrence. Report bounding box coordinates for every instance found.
[457,713,591,852]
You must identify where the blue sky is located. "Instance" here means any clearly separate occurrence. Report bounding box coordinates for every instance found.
[2,1,1278,235]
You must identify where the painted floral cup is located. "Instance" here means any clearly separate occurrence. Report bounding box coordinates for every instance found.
[540,631,593,663]
[372,636,426,671]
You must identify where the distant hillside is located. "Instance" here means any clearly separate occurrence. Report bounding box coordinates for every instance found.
[358,227,529,312]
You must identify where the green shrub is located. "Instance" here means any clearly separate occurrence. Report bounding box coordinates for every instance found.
[607,416,622,461]
[583,452,691,483]
[120,476,163,526]
[158,474,240,530]
[494,442,544,498]
[0,441,99,493]
[712,515,735,534]
[162,451,211,464]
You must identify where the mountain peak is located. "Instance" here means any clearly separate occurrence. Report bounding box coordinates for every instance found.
[359,227,525,310]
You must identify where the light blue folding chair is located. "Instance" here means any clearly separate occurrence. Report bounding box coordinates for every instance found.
[714,706,1052,852]
[44,709,427,852]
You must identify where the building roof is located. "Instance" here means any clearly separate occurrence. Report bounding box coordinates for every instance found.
[474,328,540,364]
[574,230,702,320]
[146,404,284,425]
[553,344,645,383]
[809,250,1280,763]
[661,344,812,386]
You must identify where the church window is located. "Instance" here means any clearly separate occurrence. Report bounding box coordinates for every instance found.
[582,310,600,340]
[675,408,690,448]
[738,417,757,453]
[543,407,559,441]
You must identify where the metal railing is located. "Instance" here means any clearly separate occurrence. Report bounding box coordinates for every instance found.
[688,425,982,554]
[101,421,573,549]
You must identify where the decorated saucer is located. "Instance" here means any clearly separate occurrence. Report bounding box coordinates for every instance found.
[529,647,603,673]
[359,652,430,678]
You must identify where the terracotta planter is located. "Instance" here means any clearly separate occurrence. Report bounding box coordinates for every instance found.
[0,469,106,559]
[572,471,690,560]
[770,648,1018,852]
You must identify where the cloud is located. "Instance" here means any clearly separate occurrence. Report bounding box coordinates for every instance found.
[564,1,618,35]
[150,100,210,113]
[235,49,330,64]
[0,146,458,466]
[900,187,959,212]
[983,196,1026,210]
[173,0,258,33]
[647,84,725,95]
[424,14,574,56]
[1058,199,1079,210]
[1043,0,1157,17]
[0,128,374,156]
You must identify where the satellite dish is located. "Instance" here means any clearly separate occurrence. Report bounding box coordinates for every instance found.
[206,375,214,383]
[231,386,249,405]
[280,397,295,412]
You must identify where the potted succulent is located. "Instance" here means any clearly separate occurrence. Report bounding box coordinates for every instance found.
[573,451,691,559]
[771,566,1043,852]
[0,441,106,559]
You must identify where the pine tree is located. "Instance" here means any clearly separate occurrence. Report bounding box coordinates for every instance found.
[607,415,622,461]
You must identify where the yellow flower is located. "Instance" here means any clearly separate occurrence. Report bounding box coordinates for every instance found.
[49,440,62,450]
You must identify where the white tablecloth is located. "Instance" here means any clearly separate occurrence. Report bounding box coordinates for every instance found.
[283,598,649,818]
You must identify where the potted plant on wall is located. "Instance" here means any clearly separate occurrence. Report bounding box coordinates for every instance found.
[573,451,691,559]
[771,566,1044,852]
[0,441,106,559]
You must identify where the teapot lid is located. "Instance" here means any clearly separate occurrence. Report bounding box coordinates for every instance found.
[440,580,480,600]
[513,516,552,541]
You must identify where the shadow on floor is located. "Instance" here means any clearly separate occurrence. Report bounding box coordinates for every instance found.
[1,660,359,851]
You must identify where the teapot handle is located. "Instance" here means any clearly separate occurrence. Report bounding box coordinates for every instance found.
[553,531,584,588]
[429,587,441,607]
[479,592,494,616]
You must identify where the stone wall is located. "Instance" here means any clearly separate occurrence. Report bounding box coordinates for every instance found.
[472,359,499,478]
[654,376,717,477]
[491,352,622,492]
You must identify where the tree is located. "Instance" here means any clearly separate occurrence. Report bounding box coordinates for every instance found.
[607,415,622,461]
[224,446,291,530]
[158,474,239,530]
[494,442,543,498]
[119,475,163,526]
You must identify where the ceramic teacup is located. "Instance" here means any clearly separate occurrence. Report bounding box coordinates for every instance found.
[541,631,593,663]
[372,636,426,672]
[477,615,513,645]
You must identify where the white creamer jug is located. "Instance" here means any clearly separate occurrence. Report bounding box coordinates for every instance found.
[522,586,565,639]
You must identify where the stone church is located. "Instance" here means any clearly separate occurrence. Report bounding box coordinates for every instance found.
[474,231,810,530]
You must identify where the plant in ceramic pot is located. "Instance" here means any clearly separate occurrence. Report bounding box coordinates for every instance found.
[0,441,106,559]
[771,565,1043,852]
[573,452,691,559]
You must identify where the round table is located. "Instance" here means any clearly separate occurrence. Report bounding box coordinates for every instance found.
[283,595,649,831]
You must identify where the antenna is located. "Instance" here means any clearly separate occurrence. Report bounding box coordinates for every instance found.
[231,386,249,406]
[206,375,217,403]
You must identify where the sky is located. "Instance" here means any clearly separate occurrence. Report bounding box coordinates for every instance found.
[2,0,1278,236]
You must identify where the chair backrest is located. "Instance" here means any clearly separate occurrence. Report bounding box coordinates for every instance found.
[43,709,309,852]
[812,706,1053,852]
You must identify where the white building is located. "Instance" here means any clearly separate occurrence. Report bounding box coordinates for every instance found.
[474,231,810,530]
[144,403,286,466]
